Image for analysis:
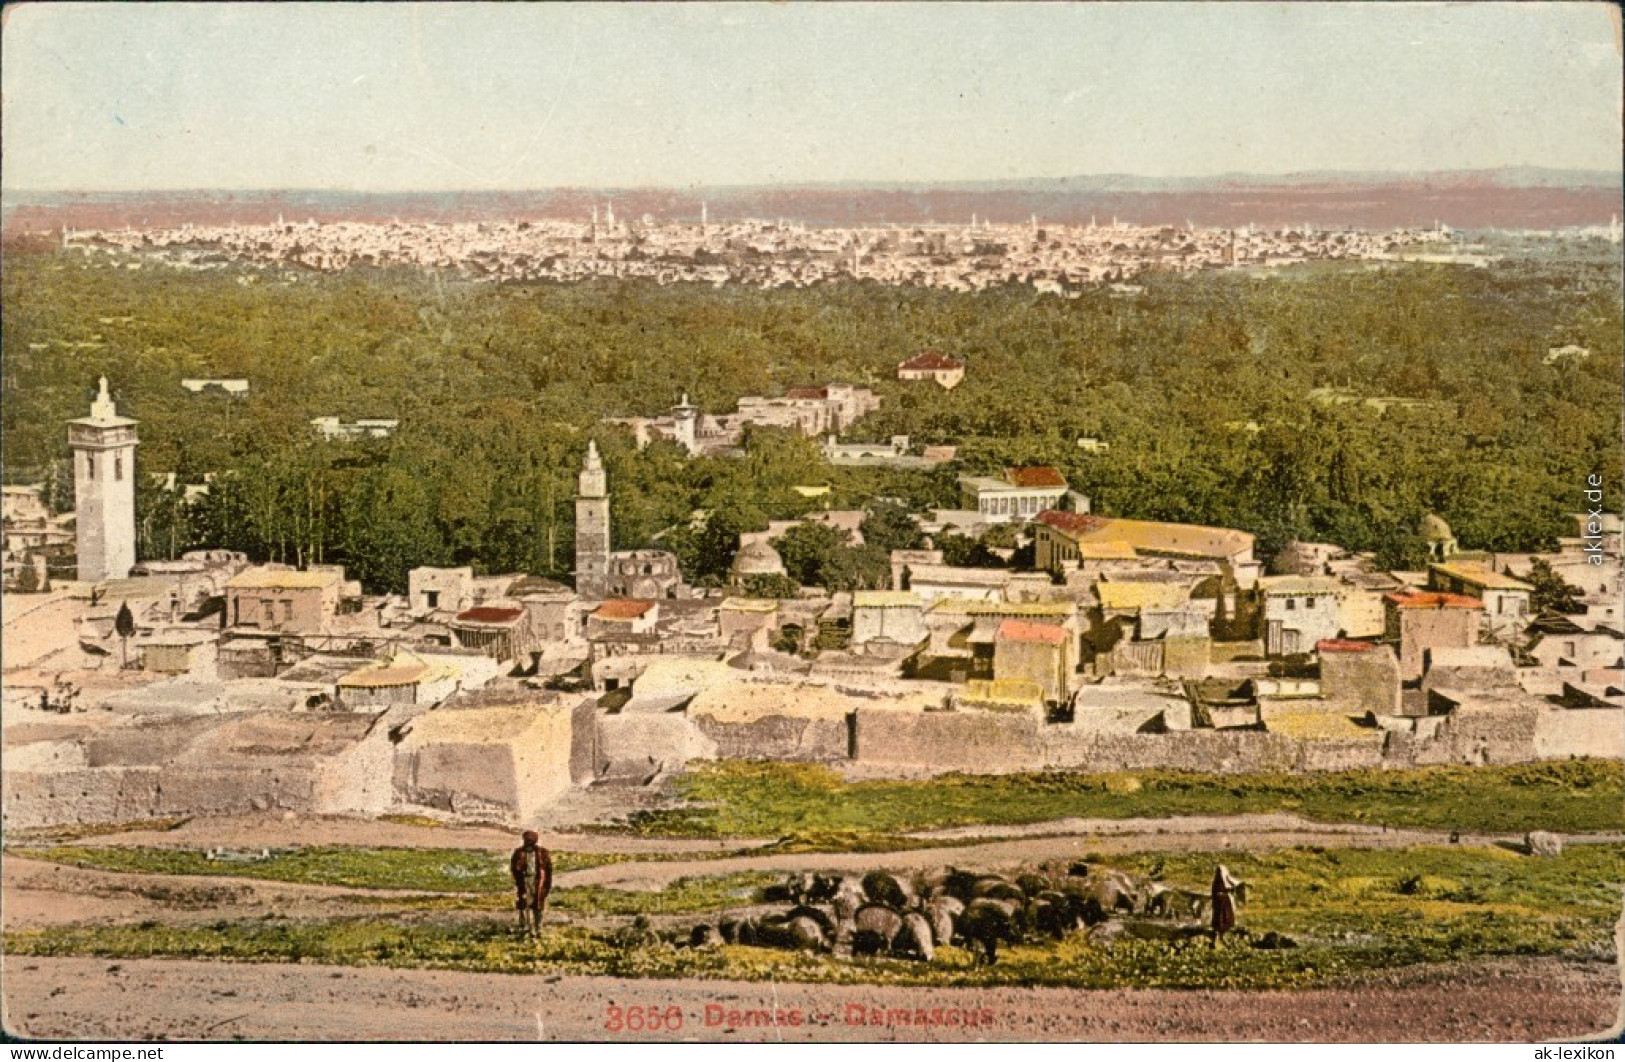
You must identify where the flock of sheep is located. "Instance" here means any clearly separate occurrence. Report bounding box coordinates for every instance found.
[687,862,1280,964]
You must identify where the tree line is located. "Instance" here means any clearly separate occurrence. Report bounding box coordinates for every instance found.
[3,244,1619,590]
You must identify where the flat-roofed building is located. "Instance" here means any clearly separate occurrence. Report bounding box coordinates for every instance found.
[1427,562,1534,634]
[225,566,345,634]
[1257,575,1344,657]
[1383,590,1483,682]
[897,351,965,389]
[1035,510,1259,588]
[851,590,928,647]
[959,467,1077,523]
[993,618,1073,704]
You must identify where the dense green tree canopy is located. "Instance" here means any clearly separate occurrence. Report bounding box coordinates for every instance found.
[4,241,1619,590]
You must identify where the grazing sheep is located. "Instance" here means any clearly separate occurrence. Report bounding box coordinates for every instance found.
[894,912,935,962]
[852,905,905,958]
[862,870,915,910]
[923,894,963,946]
[958,898,1021,965]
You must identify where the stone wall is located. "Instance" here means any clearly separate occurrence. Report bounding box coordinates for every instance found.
[850,708,1386,775]
[392,704,573,821]
[692,713,851,762]
[596,710,718,773]
[1534,707,1624,761]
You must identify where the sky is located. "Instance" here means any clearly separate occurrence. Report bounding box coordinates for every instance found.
[2,2,1620,192]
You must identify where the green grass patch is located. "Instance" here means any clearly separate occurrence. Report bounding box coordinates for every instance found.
[6,845,1618,990]
[375,814,446,829]
[616,759,1625,839]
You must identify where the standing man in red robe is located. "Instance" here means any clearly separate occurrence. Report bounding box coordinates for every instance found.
[510,830,553,939]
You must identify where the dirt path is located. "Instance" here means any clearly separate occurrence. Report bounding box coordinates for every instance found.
[0,857,487,931]
[1,954,1616,1042]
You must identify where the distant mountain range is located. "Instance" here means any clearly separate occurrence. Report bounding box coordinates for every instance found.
[5,168,1620,234]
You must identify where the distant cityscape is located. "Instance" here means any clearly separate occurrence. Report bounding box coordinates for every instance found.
[60,211,1493,295]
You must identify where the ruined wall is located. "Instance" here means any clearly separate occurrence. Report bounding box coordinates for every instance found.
[850,708,1386,776]
[1320,645,1402,715]
[1,764,326,830]
[691,713,851,761]
[310,718,395,815]
[596,710,719,771]
[391,705,574,821]
[852,708,1043,772]
[1408,704,1543,766]
[1534,708,1624,761]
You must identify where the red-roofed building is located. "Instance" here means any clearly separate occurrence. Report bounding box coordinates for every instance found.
[1383,591,1483,682]
[897,351,966,389]
[1005,466,1067,489]
[994,617,1075,703]
[959,468,1082,524]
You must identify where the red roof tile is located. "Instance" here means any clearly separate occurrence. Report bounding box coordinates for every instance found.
[1317,639,1376,653]
[996,618,1069,645]
[454,606,525,625]
[1035,509,1111,536]
[899,351,965,372]
[593,598,656,619]
[1005,466,1067,489]
[1383,591,1483,610]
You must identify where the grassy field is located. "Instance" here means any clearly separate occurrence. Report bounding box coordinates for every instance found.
[614,759,1625,839]
[6,845,1619,991]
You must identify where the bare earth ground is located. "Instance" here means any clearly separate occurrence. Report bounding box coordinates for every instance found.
[2,954,1618,1042]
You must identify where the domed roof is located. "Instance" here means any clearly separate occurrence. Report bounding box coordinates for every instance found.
[731,540,787,576]
[1420,513,1455,542]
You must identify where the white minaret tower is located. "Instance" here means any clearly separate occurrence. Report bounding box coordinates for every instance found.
[671,393,700,456]
[574,440,610,599]
[69,377,138,582]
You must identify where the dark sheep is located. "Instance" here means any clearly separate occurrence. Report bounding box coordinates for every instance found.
[958,898,1020,965]
[861,870,914,910]
[973,878,1027,905]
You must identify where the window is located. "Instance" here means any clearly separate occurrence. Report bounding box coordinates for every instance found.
[114,455,122,481]
[1285,598,1296,611]
[1565,641,1577,657]
[425,590,439,609]
[1305,597,1316,609]
[262,600,275,623]
[85,455,94,480]
[281,601,294,622]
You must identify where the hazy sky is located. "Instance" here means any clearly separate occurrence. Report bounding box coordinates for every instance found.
[3,2,1620,191]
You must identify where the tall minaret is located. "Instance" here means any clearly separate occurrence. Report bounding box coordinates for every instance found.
[574,440,610,599]
[671,393,699,456]
[69,377,138,582]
